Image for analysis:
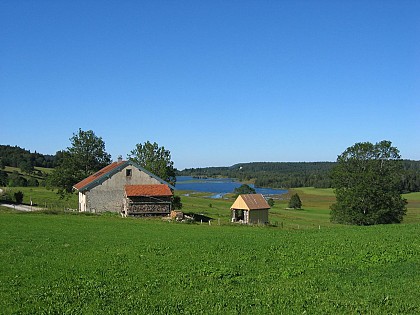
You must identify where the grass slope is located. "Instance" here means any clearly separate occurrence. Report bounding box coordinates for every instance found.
[1,186,78,210]
[0,211,419,314]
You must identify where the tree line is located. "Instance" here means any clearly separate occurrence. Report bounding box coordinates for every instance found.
[0,145,56,170]
[178,160,420,193]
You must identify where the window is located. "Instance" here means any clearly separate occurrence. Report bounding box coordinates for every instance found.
[126,169,132,177]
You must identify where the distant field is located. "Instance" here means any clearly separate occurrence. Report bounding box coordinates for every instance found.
[403,192,420,223]
[0,211,419,314]
[2,186,419,227]
[3,166,52,182]
[177,187,420,228]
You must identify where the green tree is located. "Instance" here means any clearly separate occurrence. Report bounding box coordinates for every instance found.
[172,195,182,210]
[233,184,256,196]
[288,193,302,209]
[267,198,275,207]
[19,160,34,174]
[48,129,112,196]
[330,140,407,225]
[67,129,112,178]
[128,141,176,186]
[0,170,8,186]
[8,171,28,187]
[14,191,24,204]
[27,177,39,187]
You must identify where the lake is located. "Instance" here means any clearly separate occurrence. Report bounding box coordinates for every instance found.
[175,176,287,198]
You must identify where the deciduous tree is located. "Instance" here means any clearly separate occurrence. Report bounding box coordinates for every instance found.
[14,191,24,204]
[172,196,182,210]
[128,141,176,186]
[330,140,407,225]
[0,170,8,186]
[48,129,111,196]
[233,184,256,196]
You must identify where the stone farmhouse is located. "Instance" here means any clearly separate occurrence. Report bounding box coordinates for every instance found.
[73,158,175,216]
[230,194,270,224]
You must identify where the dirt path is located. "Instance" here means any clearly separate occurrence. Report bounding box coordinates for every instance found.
[1,203,43,212]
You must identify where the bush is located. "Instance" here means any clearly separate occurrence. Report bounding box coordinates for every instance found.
[27,178,39,187]
[233,184,256,196]
[288,193,302,209]
[14,191,24,204]
[172,196,183,210]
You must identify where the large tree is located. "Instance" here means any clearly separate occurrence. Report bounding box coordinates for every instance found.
[128,141,176,186]
[330,140,407,225]
[48,129,112,195]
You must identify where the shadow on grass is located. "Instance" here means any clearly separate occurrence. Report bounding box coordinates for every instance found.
[184,212,214,222]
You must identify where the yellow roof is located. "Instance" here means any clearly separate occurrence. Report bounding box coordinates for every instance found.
[230,194,270,211]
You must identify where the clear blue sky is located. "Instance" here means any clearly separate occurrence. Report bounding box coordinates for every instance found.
[1,1,419,169]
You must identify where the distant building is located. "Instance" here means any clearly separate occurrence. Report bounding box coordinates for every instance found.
[230,194,270,224]
[73,160,174,215]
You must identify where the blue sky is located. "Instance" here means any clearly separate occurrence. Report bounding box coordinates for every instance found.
[1,1,419,169]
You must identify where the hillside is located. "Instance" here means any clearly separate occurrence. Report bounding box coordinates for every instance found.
[0,145,56,187]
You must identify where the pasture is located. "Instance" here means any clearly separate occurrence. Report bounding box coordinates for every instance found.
[0,210,419,314]
[1,186,420,313]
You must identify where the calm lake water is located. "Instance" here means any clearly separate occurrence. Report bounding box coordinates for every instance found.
[175,176,287,198]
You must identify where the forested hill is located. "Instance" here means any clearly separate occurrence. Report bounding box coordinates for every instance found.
[178,161,420,192]
[0,145,56,169]
[178,162,335,188]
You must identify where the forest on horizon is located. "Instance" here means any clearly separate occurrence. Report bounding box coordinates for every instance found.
[1,144,420,193]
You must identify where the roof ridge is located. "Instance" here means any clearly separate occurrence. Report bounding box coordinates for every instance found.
[73,160,175,192]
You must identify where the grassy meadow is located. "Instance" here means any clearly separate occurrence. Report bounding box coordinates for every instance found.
[1,186,420,314]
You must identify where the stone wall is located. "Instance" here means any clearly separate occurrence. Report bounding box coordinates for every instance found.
[127,203,171,215]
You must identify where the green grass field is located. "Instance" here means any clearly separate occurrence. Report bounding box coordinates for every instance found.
[0,210,419,314]
[1,186,420,313]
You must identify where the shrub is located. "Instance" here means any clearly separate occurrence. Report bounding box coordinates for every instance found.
[288,193,302,209]
[14,191,24,204]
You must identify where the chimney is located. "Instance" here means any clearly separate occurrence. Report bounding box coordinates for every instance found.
[117,155,123,163]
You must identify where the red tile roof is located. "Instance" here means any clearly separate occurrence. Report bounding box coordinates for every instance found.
[125,184,173,197]
[73,161,125,191]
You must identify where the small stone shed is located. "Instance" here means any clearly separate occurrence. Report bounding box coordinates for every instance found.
[124,184,173,216]
[230,194,270,224]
